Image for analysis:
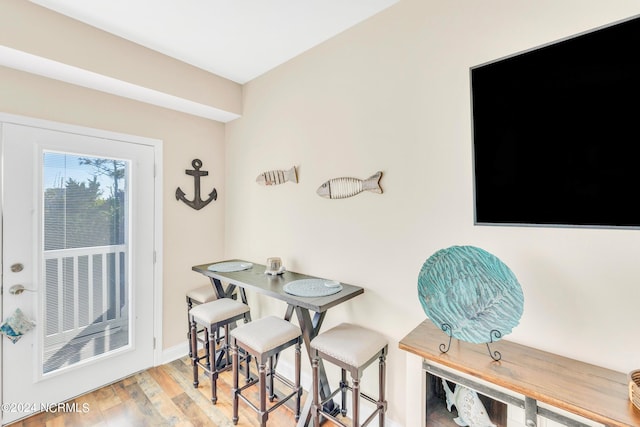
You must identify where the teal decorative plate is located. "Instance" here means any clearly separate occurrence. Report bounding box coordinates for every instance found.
[417,246,524,344]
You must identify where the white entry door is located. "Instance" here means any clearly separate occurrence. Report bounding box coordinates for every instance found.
[1,120,158,425]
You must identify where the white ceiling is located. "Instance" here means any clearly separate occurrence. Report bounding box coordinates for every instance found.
[29,0,399,84]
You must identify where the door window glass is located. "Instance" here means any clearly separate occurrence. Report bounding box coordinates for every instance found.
[42,152,130,374]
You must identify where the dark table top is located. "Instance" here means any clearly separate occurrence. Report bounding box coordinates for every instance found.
[192,259,364,313]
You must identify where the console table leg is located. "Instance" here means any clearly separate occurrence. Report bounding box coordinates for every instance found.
[525,396,537,427]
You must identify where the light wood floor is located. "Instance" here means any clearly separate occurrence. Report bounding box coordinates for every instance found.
[10,355,299,427]
[8,355,354,427]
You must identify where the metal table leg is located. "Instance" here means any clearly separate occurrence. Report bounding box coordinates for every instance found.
[295,307,339,427]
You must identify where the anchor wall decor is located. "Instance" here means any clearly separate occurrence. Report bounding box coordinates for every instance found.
[176,159,217,210]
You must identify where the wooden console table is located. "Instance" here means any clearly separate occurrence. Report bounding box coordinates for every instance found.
[399,320,640,427]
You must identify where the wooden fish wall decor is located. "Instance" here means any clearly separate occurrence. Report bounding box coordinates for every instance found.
[316,171,383,199]
[256,166,298,186]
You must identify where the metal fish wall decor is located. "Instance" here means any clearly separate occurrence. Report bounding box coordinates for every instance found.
[316,171,383,199]
[256,166,298,186]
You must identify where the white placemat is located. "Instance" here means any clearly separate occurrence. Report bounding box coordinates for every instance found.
[283,279,343,297]
[207,262,253,272]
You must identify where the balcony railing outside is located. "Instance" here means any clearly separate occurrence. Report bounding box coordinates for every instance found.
[42,244,128,373]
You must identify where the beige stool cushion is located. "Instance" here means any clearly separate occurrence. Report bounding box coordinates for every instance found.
[187,285,217,304]
[311,323,387,368]
[190,298,249,325]
[231,316,301,355]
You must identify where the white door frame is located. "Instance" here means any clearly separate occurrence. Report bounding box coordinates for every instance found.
[0,112,163,413]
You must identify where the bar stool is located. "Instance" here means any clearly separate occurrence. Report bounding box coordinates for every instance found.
[230,315,302,427]
[186,284,217,358]
[189,298,251,404]
[310,323,388,427]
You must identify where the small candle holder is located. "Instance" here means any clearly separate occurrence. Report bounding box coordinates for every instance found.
[265,257,285,275]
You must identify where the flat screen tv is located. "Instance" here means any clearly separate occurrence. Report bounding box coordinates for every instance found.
[471,15,640,229]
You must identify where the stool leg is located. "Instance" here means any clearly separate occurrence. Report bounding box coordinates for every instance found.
[352,376,360,427]
[187,297,193,358]
[245,351,251,383]
[209,324,218,404]
[379,352,387,426]
[340,368,348,416]
[203,325,211,374]
[312,355,320,427]
[232,340,239,425]
[268,355,276,402]
[190,318,199,388]
[295,339,301,421]
[224,324,231,368]
[259,361,268,427]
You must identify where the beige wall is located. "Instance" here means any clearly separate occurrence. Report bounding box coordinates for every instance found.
[226,0,640,425]
[0,0,242,352]
[0,65,226,351]
[0,0,242,115]
[3,0,640,425]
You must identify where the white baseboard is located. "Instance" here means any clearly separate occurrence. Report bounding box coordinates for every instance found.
[160,340,190,364]
[161,340,401,427]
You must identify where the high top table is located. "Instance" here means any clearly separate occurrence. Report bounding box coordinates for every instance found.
[192,260,365,427]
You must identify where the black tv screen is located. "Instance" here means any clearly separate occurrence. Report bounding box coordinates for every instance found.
[472,15,640,229]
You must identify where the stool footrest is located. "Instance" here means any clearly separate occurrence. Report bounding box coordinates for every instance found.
[316,402,384,427]
[235,371,300,402]
[317,387,342,408]
[360,407,384,427]
[236,376,259,394]
[195,347,251,376]
[265,389,299,413]
[317,410,348,427]
[317,385,381,410]
[272,371,296,390]
[236,385,300,415]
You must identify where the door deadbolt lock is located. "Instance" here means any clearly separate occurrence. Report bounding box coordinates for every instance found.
[10,263,24,273]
